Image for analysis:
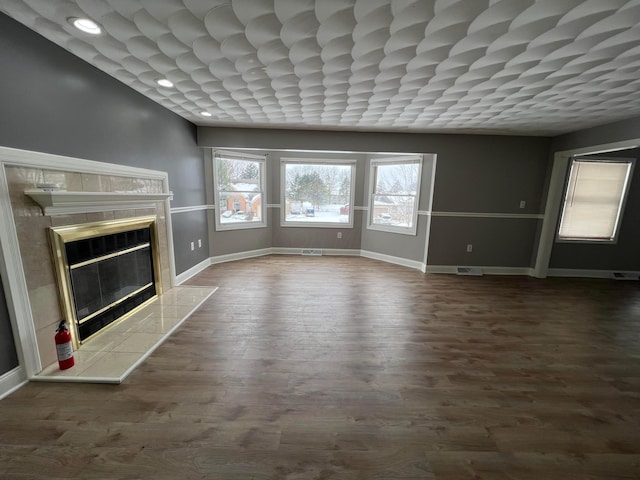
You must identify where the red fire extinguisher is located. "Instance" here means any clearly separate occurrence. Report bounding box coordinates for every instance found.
[55,321,75,370]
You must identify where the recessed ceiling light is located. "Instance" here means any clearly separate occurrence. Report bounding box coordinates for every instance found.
[69,17,101,35]
[156,78,174,88]
[200,111,212,117]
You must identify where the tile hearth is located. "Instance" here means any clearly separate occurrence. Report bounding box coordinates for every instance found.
[32,285,217,384]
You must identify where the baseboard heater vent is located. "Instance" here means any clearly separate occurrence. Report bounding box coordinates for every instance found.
[456,267,483,276]
[612,272,639,281]
[302,249,323,256]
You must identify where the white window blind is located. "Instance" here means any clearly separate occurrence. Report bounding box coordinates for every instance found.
[558,158,633,241]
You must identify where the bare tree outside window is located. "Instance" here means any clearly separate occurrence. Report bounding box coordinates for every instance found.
[369,156,422,235]
[282,161,354,225]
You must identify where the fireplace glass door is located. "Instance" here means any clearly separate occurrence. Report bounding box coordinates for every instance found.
[65,227,157,341]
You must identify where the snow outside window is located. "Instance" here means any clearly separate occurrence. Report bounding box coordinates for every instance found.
[281,159,355,228]
[367,156,423,236]
[557,158,633,242]
[214,151,267,231]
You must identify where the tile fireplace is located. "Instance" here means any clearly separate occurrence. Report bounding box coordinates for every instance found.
[0,147,176,376]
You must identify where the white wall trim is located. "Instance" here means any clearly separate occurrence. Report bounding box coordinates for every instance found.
[25,190,173,216]
[174,258,213,285]
[361,250,425,271]
[353,205,367,211]
[0,366,27,400]
[180,255,639,283]
[431,211,544,219]
[170,205,215,214]
[547,269,640,279]
[425,265,535,276]
[0,145,169,179]
[271,247,360,256]
[266,204,280,208]
[177,248,424,285]
[422,154,438,272]
[0,164,42,377]
[210,248,273,265]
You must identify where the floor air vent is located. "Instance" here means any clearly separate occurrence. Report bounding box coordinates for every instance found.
[612,272,639,281]
[456,267,483,276]
[302,249,323,256]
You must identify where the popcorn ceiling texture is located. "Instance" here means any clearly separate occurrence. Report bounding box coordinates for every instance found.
[2,0,640,135]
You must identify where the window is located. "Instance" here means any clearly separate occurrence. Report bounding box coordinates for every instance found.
[281,158,355,227]
[367,155,423,235]
[557,157,634,242]
[213,150,266,231]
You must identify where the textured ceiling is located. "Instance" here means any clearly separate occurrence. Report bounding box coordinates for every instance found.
[2,0,640,136]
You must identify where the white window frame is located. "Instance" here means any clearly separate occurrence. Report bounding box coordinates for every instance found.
[213,150,267,231]
[367,155,423,236]
[556,156,634,243]
[280,158,356,228]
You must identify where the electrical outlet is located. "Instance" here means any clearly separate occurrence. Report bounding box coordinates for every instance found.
[466,244,473,253]
[519,200,526,209]
[337,232,342,239]
[198,239,202,248]
[190,241,194,251]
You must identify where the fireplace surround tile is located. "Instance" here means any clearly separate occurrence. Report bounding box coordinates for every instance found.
[50,213,89,227]
[41,170,83,191]
[31,286,217,383]
[76,352,143,378]
[119,314,185,335]
[85,211,115,223]
[6,162,177,377]
[80,173,102,192]
[112,332,164,353]
[113,208,138,219]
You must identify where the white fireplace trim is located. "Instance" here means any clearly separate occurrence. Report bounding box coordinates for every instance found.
[25,190,174,216]
[0,145,176,380]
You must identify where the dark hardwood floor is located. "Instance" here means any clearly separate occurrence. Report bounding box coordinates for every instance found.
[2,255,640,479]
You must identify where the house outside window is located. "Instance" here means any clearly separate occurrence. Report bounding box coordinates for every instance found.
[557,157,634,242]
[367,155,423,235]
[213,150,267,231]
[281,158,356,228]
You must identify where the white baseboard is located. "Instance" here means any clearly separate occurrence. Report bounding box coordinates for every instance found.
[271,247,360,256]
[177,252,544,285]
[425,265,534,276]
[0,366,27,400]
[174,257,212,285]
[210,248,273,265]
[547,269,640,279]
[361,250,425,271]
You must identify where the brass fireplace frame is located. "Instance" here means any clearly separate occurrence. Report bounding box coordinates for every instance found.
[49,216,163,349]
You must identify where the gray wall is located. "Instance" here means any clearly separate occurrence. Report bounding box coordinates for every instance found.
[0,275,19,376]
[551,115,640,153]
[360,154,435,263]
[549,147,640,271]
[171,211,210,274]
[0,14,208,374]
[200,127,551,268]
[0,14,208,274]
[429,217,540,267]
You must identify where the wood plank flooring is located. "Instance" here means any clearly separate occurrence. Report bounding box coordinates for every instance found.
[2,255,640,479]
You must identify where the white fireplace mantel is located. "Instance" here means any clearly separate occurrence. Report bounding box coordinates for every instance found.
[25,190,174,216]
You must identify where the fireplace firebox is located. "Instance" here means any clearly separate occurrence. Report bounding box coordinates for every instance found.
[49,216,163,348]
